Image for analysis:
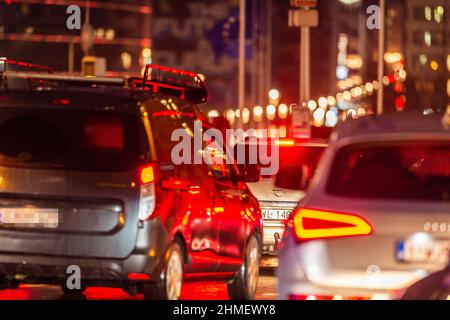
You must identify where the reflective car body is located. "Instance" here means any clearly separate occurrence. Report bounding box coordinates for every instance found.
[277,113,450,300]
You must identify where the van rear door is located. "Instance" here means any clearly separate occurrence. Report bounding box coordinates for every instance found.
[0,107,144,259]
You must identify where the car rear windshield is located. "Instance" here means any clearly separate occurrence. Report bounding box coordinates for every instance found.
[327,141,450,202]
[261,145,325,178]
[0,108,141,172]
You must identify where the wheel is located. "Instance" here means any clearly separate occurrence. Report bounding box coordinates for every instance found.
[143,241,184,300]
[227,235,261,300]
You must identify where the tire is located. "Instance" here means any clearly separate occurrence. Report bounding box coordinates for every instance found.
[143,241,184,300]
[228,235,261,300]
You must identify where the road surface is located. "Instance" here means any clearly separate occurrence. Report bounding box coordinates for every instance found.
[0,275,277,300]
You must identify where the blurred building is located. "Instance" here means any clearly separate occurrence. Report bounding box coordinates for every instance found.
[330,1,367,94]
[152,0,238,108]
[272,0,375,106]
[152,0,273,110]
[0,0,152,74]
[403,0,450,112]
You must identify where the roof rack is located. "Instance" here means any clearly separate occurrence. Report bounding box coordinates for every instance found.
[3,72,126,85]
[0,60,208,104]
[137,64,208,104]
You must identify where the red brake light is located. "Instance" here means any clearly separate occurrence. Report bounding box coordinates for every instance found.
[292,208,372,241]
[276,139,295,147]
[127,273,151,281]
[140,165,155,185]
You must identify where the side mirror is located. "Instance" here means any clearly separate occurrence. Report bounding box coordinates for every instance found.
[275,165,312,191]
[240,164,260,183]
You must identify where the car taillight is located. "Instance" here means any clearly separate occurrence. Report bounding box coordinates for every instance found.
[292,208,372,241]
[138,164,156,221]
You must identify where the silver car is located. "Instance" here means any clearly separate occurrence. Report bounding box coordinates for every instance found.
[276,113,450,300]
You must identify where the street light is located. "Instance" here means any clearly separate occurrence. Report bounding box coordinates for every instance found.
[268,89,281,106]
[325,110,339,128]
[242,108,250,124]
[327,96,337,106]
[266,105,276,121]
[278,104,289,119]
[226,109,236,125]
[313,108,325,127]
[318,97,328,109]
[208,110,220,119]
[253,106,264,122]
[269,89,280,101]
[307,100,317,112]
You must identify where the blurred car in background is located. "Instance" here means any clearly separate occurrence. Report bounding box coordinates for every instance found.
[239,139,327,267]
[276,113,450,300]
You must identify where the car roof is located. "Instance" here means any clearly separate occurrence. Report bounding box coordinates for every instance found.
[335,112,450,140]
[0,86,190,115]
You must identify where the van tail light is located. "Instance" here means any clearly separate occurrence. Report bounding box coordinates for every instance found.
[138,164,156,221]
[140,165,155,184]
[292,208,372,242]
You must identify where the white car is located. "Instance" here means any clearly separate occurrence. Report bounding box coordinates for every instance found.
[276,113,450,300]
[246,140,327,267]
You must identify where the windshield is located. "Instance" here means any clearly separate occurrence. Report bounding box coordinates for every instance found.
[327,141,450,202]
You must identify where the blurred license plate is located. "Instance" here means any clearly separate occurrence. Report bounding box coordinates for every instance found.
[0,208,59,229]
[396,240,450,264]
[262,209,292,221]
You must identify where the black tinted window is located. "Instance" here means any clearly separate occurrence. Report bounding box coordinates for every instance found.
[0,108,141,172]
[327,141,450,202]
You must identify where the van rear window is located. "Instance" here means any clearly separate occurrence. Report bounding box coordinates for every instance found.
[0,108,141,172]
[83,116,124,151]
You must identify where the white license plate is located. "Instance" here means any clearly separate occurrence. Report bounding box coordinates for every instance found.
[262,209,292,221]
[396,240,450,264]
[0,208,59,229]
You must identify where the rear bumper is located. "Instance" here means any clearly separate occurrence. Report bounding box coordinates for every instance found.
[278,278,407,300]
[0,218,168,286]
[276,231,433,301]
